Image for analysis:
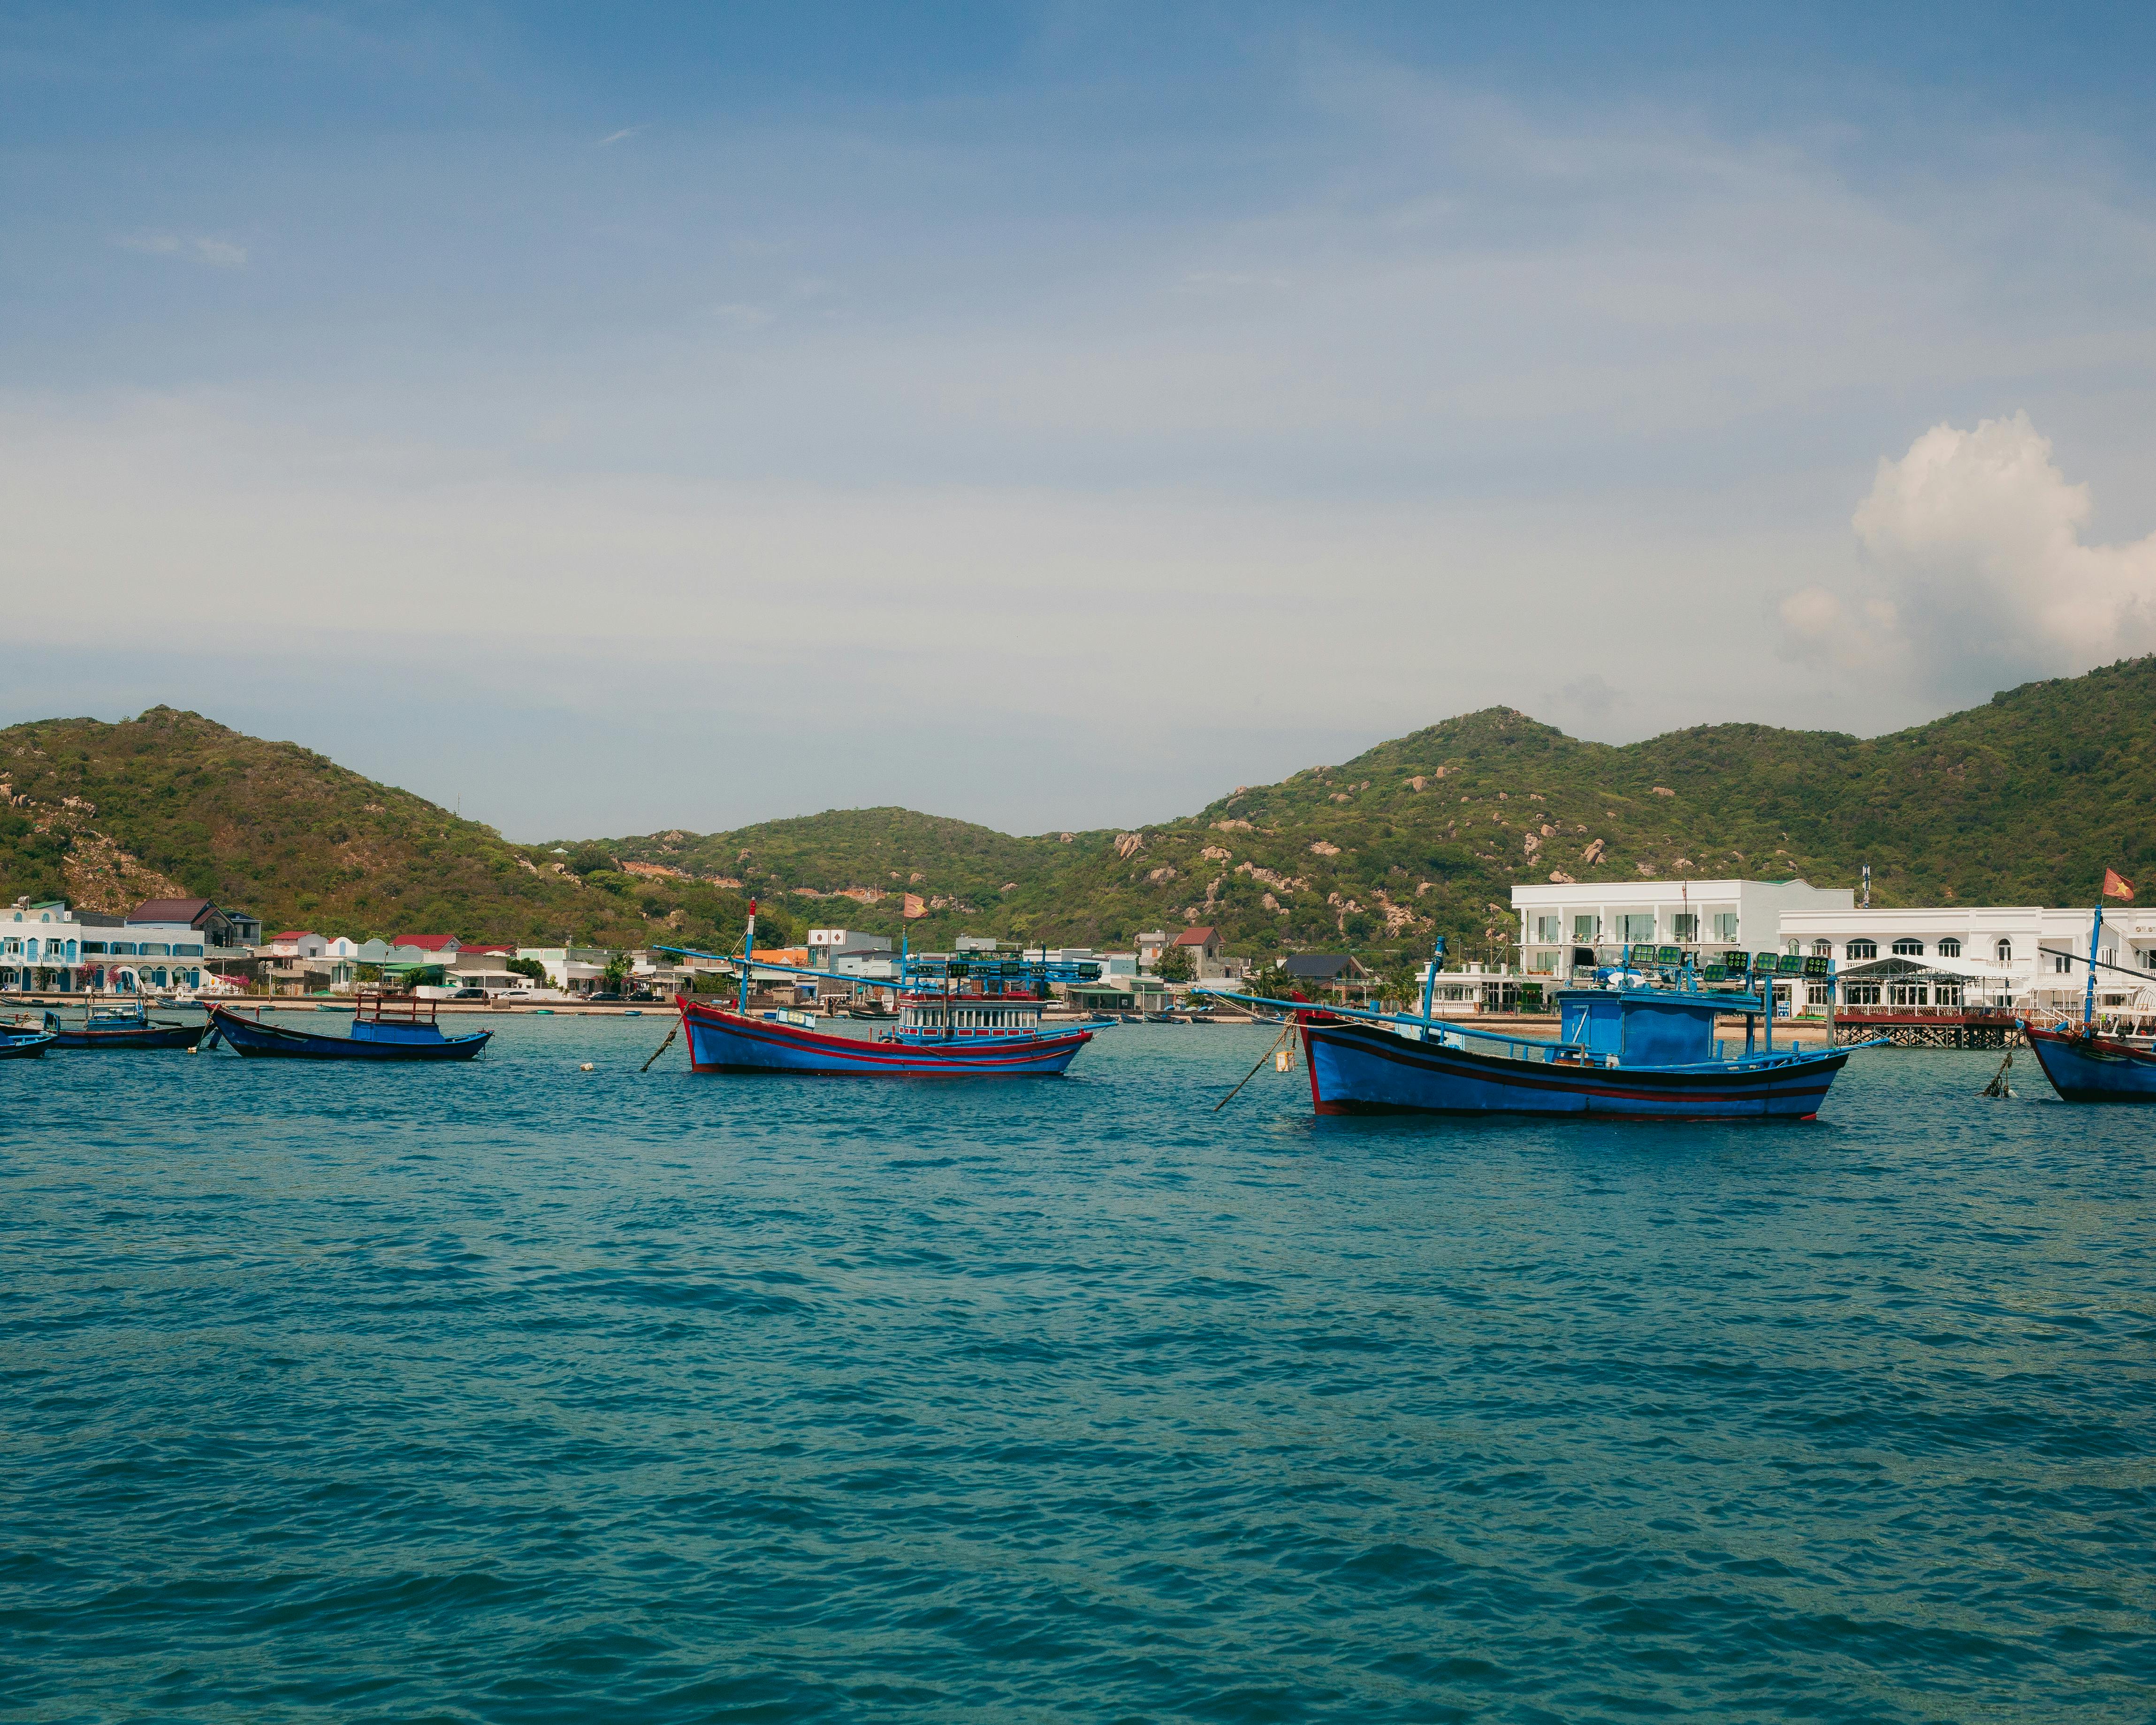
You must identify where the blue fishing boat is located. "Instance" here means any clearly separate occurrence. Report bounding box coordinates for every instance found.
[2019,870,2156,1103]
[51,998,208,1051]
[0,1012,58,1059]
[657,908,1097,1078]
[2021,1022,2156,1102]
[1216,946,1870,1120]
[205,993,491,1061]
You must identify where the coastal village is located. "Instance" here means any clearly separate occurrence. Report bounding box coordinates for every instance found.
[11,873,2152,1042]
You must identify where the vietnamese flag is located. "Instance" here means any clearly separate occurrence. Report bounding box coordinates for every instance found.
[2102,869,2134,901]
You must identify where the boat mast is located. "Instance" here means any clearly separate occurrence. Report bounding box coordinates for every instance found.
[1421,934,1443,1031]
[2086,898,2103,1028]
[740,899,756,1014]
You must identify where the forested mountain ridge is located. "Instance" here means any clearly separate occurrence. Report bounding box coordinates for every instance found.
[5,659,2148,967]
[604,656,2156,962]
[0,707,771,954]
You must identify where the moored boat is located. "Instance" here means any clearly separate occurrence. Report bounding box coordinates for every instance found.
[2020,1021,2156,1102]
[1215,947,1870,1121]
[659,909,1097,1078]
[51,998,209,1051]
[0,1012,58,1059]
[205,992,491,1061]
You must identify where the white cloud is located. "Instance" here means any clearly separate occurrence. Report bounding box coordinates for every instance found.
[1783,414,2156,693]
[597,126,644,146]
[116,232,247,267]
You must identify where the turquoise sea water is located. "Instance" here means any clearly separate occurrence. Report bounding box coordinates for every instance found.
[4,1019,2151,1723]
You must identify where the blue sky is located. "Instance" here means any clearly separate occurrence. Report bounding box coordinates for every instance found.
[5,3,2156,839]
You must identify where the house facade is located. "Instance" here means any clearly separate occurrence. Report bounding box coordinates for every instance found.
[1512,878,1855,977]
[1778,904,2156,1017]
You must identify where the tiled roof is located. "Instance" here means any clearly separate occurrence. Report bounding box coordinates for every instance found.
[1173,926,1220,946]
[394,934,461,951]
[128,897,214,925]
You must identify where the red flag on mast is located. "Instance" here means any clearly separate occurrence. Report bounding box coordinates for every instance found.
[2102,870,2134,901]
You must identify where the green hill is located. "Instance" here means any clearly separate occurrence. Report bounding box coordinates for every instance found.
[8,660,2150,967]
[602,656,2156,965]
[0,707,770,955]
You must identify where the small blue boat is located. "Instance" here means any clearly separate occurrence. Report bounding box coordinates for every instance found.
[658,911,1097,1079]
[51,999,208,1051]
[0,1012,58,1059]
[1219,947,1871,1121]
[206,994,490,1061]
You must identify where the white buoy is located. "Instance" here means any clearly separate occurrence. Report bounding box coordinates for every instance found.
[579,1062,594,1072]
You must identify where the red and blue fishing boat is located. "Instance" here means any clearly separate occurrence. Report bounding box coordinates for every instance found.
[1216,946,1872,1121]
[658,908,1098,1078]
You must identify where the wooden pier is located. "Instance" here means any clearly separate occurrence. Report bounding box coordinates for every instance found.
[1830,1008,2021,1049]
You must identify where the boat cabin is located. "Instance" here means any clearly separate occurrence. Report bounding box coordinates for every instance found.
[1556,986,1760,1067]
[899,989,1045,1038]
[349,991,452,1045]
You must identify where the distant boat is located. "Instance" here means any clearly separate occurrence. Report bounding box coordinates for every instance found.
[659,914,1097,1078]
[205,993,491,1061]
[52,999,208,1051]
[2020,1021,2156,1102]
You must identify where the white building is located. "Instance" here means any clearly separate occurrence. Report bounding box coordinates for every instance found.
[1513,878,1854,977]
[1779,904,2156,1017]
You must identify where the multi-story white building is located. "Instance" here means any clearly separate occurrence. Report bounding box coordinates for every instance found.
[1512,878,1854,977]
[1779,904,2156,1016]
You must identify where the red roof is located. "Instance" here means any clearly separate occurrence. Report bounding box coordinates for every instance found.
[395,934,462,951]
[462,943,514,954]
[273,931,315,942]
[1173,926,1221,946]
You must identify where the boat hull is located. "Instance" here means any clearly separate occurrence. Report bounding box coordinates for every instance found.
[0,1033,53,1059]
[207,1005,491,1061]
[679,998,1090,1076]
[2021,1022,2156,1102]
[1302,1017,1849,1120]
[52,1022,209,1051]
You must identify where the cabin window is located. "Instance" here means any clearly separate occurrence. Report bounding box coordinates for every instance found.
[1671,913,1699,941]
[1891,938,1923,956]
[1847,939,1877,960]
[1996,939,2012,962]
[1937,938,1961,958]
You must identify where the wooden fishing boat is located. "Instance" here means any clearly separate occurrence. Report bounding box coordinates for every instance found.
[2020,1021,2156,1102]
[659,911,1097,1078]
[2017,873,2156,1101]
[51,999,209,1051]
[205,993,491,1061]
[0,1012,58,1059]
[1213,948,1872,1121]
